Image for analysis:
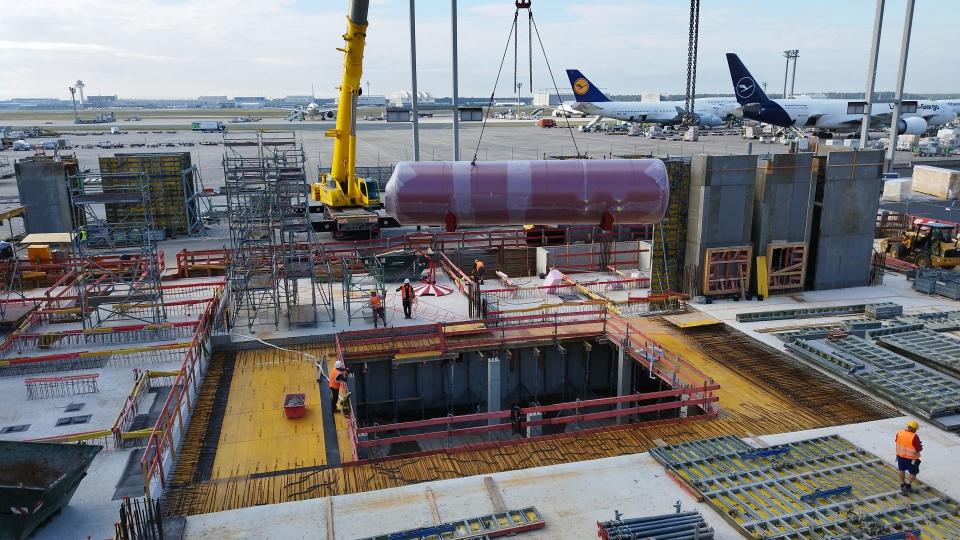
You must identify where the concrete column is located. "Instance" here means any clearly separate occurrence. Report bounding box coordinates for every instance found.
[451,0,460,161]
[616,344,632,425]
[860,0,885,148]
[487,355,501,426]
[408,0,421,160]
[886,0,915,172]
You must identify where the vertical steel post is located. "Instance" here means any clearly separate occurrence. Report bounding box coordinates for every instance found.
[487,355,501,425]
[451,0,460,160]
[860,0,885,149]
[782,53,790,99]
[886,0,915,172]
[789,52,799,96]
[409,0,421,161]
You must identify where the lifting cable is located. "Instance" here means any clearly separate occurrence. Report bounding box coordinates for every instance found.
[472,1,580,165]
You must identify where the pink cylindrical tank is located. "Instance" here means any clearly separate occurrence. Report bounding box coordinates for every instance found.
[383,159,669,231]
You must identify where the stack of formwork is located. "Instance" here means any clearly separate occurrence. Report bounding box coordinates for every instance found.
[807,150,884,290]
[99,152,198,237]
[650,158,691,294]
[685,154,758,297]
[752,153,815,295]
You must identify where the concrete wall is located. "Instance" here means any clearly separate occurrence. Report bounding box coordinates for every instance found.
[14,159,74,234]
[685,154,758,294]
[354,342,615,422]
[810,150,884,290]
[753,153,815,254]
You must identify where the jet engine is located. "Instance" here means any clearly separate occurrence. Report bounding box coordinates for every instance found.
[897,116,927,135]
[697,114,723,127]
[321,110,336,120]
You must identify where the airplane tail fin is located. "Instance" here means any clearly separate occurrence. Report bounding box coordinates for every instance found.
[565,69,610,103]
[726,53,769,105]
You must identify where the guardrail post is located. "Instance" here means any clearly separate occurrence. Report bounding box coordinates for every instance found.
[616,344,632,425]
[487,355,501,426]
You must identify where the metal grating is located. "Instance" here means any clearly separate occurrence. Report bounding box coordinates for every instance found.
[651,435,960,539]
[831,336,915,371]
[877,329,960,377]
[786,337,960,430]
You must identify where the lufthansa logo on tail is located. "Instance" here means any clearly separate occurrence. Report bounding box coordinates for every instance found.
[573,78,590,96]
[736,77,755,99]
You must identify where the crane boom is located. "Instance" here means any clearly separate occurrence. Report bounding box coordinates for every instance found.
[313,0,372,207]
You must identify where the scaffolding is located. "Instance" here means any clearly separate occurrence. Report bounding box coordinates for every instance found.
[341,255,384,325]
[224,132,334,331]
[69,171,166,329]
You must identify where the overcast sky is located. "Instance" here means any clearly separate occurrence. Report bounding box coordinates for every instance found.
[0,0,954,100]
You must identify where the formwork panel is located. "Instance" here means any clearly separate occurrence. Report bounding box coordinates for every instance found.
[99,152,197,236]
[651,434,960,539]
[877,329,960,377]
[651,158,691,294]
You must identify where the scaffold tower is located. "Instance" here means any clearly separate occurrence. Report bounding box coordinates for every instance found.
[224,132,334,332]
[68,170,166,328]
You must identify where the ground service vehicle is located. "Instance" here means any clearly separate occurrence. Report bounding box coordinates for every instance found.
[309,0,395,239]
[191,121,224,132]
[888,221,960,269]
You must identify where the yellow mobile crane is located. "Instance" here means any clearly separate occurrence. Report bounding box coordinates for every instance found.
[310,0,388,239]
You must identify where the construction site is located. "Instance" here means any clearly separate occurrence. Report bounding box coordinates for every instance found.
[1,1,960,539]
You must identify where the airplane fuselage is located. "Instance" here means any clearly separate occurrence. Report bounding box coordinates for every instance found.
[742,97,957,132]
[573,98,739,126]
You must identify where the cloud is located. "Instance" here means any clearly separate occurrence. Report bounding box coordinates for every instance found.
[0,0,956,99]
[0,40,174,61]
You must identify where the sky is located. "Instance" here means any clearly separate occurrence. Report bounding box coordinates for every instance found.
[0,0,955,100]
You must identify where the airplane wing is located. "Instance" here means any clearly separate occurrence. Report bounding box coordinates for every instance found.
[573,102,601,115]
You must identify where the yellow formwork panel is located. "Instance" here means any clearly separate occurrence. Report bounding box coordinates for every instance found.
[210,349,327,479]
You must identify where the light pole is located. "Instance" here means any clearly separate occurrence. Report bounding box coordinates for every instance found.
[782,50,798,98]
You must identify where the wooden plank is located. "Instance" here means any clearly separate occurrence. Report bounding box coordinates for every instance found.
[663,311,721,329]
[484,476,507,513]
[326,496,334,540]
[425,487,441,524]
[21,232,73,245]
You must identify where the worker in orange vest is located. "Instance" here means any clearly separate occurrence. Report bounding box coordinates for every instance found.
[396,278,415,319]
[328,360,347,414]
[474,259,486,285]
[369,290,387,328]
[896,420,923,494]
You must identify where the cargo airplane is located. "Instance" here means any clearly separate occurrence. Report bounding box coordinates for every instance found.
[564,69,739,127]
[726,53,957,135]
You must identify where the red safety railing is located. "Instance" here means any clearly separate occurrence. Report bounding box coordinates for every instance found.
[139,286,221,498]
[350,384,719,456]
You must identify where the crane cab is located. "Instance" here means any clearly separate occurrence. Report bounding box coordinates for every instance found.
[311,174,379,209]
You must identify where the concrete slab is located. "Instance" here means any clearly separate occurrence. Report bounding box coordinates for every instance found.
[181,415,958,540]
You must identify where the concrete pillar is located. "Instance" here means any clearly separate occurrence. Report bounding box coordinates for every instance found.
[616,344,632,425]
[487,355,501,426]
[859,0,885,148]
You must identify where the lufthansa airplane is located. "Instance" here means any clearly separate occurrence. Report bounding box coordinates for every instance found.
[565,69,739,127]
[726,53,956,134]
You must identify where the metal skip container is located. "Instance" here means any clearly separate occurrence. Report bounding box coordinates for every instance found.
[383,159,669,231]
